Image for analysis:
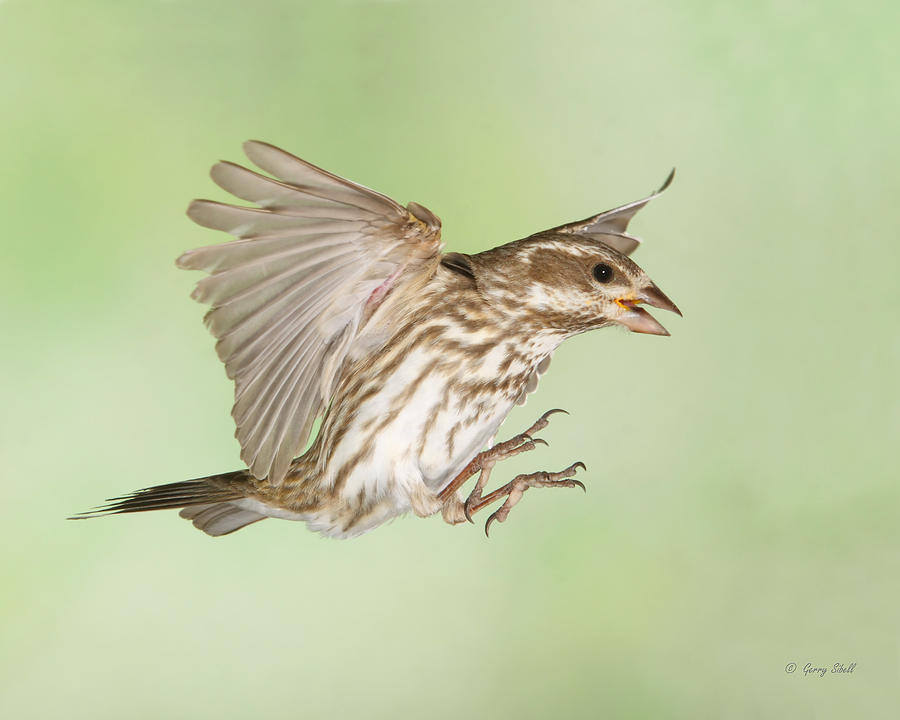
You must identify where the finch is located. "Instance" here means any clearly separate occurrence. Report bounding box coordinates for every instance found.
[74,142,680,538]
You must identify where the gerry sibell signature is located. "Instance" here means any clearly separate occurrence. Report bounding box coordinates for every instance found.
[784,662,856,677]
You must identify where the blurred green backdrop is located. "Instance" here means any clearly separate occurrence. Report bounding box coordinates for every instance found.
[2,0,898,717]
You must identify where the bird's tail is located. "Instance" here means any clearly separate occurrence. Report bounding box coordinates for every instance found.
[70,469,267,536]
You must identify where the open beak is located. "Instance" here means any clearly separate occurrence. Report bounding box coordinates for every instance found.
[615,282,682,336]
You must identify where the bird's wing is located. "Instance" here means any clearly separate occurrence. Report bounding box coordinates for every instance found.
[542,169,675,256]
[178,141,442,485]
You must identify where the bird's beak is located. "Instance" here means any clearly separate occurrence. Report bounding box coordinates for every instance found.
[614,282,682,336]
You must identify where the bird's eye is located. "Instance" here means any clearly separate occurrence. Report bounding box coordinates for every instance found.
[592,263,614,284]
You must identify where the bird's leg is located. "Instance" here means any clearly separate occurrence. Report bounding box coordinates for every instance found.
[466,461,587,537]
[437,408,567,507]
[439,409,580,528]
[440,457,501,526]
[461,463,494,523]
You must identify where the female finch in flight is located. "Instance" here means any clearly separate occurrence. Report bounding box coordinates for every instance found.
[75,142,680,538]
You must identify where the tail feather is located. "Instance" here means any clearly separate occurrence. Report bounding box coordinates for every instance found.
[70,470,267,536]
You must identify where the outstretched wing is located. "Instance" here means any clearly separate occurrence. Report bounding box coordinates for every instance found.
[179,141,442,485]
[543,169,675,255]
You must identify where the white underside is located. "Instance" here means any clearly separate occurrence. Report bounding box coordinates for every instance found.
[242,331,564,538]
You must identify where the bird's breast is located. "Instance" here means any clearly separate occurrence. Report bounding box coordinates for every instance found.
[313,325,563,508]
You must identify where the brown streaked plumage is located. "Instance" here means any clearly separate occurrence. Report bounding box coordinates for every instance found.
[73,142,681,538]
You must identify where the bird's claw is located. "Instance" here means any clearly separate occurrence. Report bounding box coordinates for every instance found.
[484,511,501,538]
[463,496,477,524]
[526,408,568,437]
[482,461,587,537]
[541,407,569,420]
[441,409,575,525]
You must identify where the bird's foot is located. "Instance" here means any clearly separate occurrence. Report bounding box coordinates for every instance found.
[467,462,587,537]
[437,408,568,508]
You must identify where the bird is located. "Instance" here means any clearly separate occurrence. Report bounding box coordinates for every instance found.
[73,141,681,538]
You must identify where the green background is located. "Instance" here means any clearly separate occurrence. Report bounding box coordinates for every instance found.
[2,1,897,717]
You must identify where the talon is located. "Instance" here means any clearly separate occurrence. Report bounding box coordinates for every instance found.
[443,409,580,525]
[541,408,569,421]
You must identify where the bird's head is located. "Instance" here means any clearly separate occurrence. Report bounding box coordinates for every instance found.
[457,170,681,337]
[465,235,681,336]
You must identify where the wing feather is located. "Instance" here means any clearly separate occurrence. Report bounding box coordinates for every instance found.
[243,340,324,481]
[229,269,356,402]
[215,258,357,375]
[242,141,406,218]
[176,227,364,273]
[210,161,391,221]
[179,141,442,483]
[542,169,674,256]
[191,242,358,305]
[236,325,321,439]
[186,200,368,236]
